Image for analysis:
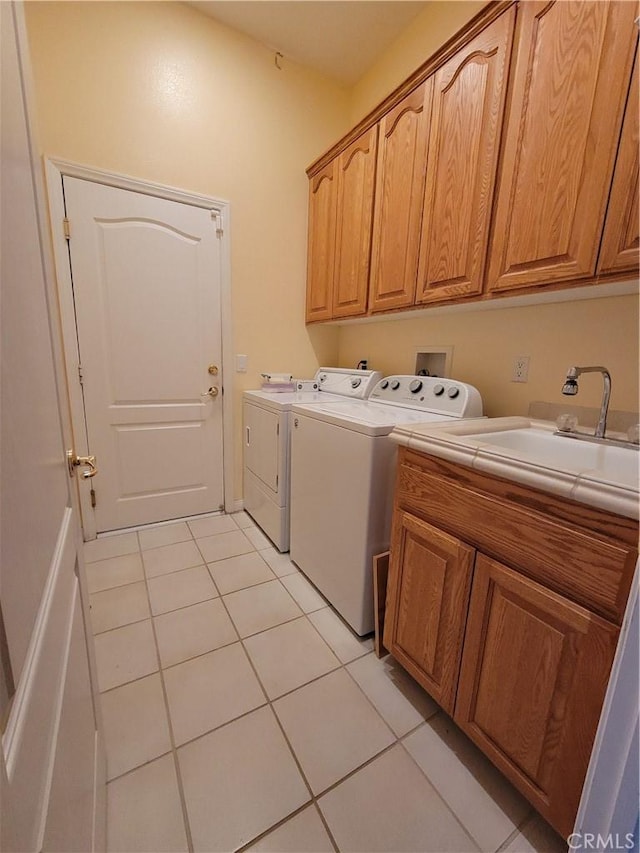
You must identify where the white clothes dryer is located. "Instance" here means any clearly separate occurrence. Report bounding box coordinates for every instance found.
[243,367,382,552]
[289,375,483,635]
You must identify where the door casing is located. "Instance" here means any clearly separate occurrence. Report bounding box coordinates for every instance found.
[45,159,235,539]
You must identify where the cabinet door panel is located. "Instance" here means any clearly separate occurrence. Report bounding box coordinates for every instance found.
[455,554,619,838]
[598,54,640,275]
[305,161,337,322]
[487,0,638,292]
[369,81,433,312]
[417,9,514,304]
[332,126,378,318]
[384,511,474,714]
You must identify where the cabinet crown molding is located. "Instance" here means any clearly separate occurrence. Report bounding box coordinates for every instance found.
[306,1,515,178]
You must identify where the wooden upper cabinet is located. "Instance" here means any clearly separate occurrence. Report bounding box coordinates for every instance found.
[416,9,515,304]
[305,161,338,323]
[369,81,433,312]
[332,126,378,318]
[455,554,619,838]
[383,511,475,715]
[487,0,639,293]
[598,53,640,275]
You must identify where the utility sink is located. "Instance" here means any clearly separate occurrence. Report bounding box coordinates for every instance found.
[462,426,639,486]
[390,416,640,518]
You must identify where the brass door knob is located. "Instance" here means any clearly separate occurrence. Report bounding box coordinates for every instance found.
[67,450,98,479]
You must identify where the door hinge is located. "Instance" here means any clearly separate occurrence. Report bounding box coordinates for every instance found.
[78,363,84,385]
[211,210,224,236]
[63,217,71,240]
[90,488,97,508]
[276,423,279,436]
[276,474,278,488]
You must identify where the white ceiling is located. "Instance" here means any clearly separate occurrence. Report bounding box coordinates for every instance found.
[187,1,428,86]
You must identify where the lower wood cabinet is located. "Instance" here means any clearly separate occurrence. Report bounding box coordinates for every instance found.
[455,553,619,839]
[384,448,638,839]
[384,512,474,714]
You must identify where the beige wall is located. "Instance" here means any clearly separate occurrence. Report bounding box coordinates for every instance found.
[24,0,640,511]
[337,293,639,417]
[25,1,347,500]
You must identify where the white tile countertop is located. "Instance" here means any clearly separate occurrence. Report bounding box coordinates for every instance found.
[390,416,640,520]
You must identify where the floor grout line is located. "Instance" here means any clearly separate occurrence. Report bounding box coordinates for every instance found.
[189,577,331,850]
[93,607,339,694]
[136,530,196,853]
[396,728,482,853]
[90,514,560,853]
[84,552,141,567]
[229,594,372,853]
[92,509,230,539]
[96,525,386,849]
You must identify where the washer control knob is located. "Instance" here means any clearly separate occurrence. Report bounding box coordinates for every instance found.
[433,384,445,396]
[351,377,362,389]
[409,379,423,394]
[447,386,460,399]
[380,379,389,390]
[390,380,401,390]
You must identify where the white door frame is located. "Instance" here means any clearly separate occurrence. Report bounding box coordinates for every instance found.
[45,158,235,539]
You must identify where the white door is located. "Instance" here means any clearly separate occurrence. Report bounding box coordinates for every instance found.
[62,177,225,532]
[1,3,104,850]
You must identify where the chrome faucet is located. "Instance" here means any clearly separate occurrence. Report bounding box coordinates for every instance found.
[561,365,611,438]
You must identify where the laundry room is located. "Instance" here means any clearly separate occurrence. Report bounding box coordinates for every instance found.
[2,1,638,852]
[22,0,639,505]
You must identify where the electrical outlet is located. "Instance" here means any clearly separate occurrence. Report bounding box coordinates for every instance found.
[512,355,530,383]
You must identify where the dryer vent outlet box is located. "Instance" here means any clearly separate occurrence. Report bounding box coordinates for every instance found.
[415,347,453,378]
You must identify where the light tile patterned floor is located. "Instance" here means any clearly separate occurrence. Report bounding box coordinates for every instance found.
[85,513,567,853]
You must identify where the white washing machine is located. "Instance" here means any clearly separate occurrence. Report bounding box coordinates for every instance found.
[243,367,382,552]
[289,375,483,635]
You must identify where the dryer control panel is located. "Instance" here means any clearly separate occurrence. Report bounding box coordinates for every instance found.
[314,367,383,399]
[369,375,483,418]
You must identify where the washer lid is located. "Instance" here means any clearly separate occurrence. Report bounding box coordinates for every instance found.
[291,400,458,436]
[243,389,346,412]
